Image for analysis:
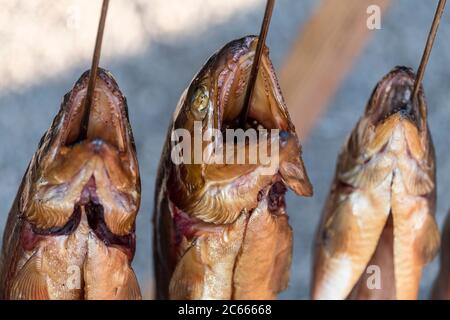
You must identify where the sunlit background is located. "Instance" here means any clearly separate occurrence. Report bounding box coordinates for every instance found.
[1,0,450,299]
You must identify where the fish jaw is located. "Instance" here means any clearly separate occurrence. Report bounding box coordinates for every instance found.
[23,131,139,238]
[23,134,140,239]
[168,128,311,225]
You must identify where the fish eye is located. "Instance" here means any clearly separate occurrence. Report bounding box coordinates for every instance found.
[190,85,209,115]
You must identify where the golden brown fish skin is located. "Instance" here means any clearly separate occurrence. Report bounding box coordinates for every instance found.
[431,211,450,300]
[347,215,396,299]
[153,36,312,300]
[312,67,439,300]
[231,182,293,299]
[0,69,141,300]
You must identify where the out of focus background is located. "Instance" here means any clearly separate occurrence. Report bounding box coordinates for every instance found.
[1,0,449,299]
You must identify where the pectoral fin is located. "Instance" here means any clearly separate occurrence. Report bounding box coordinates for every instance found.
[414,213,440,265]
[169,244,206,299]
[10,254,49,300]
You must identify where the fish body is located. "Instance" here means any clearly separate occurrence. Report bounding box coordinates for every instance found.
[153,36,312,300]
[312,67,439,300]
[0,69,141,299]
[431,212,450,299]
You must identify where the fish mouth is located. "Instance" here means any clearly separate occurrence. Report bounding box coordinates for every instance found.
[23,69,140,238]
[168,37,312,223]
[207,36,292,132]
[367,67,425,129]
[60,68,131,152]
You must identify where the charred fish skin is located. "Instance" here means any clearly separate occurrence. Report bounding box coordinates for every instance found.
[312,67,439,300]
[153,36,312,300]
[0,68,142,300]
[431,211,450,300]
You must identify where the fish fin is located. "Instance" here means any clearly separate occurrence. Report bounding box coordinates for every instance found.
[26,203,74,230]
[114,268,142,300]
[339,153,393,189]
[169,244,205,299]
[398,158,434,195]
[279,158,313,197]
[414,213,440,265]
[84,238,141,300]
[10,254,49,300]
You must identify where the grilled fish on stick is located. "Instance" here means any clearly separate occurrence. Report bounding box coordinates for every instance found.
[312,67,439,300]
[0,0,142,299]
[153,36,312,300]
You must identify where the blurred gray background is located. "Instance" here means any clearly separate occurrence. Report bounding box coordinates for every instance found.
[1,0,449,299]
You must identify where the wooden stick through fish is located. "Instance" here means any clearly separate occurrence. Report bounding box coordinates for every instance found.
[78,0,110,141]
[412,0,446,100]
[239,0,275,127]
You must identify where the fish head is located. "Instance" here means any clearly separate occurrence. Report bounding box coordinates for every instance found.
[350,66,432,163]
[20,68,140,236]
[168,36,312,223]
[340,66,435,196]
[312,67,438,300]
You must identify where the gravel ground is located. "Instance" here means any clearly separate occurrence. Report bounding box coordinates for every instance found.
[1,0,449,299]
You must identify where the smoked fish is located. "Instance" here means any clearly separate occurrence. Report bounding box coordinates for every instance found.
[312,67,440,300]
[153,36,313,300]
[0,69,141,299]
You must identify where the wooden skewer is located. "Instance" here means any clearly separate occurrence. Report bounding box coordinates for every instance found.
[78,0,110,141]
[239,0,275,127]
[412,0,446,100]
